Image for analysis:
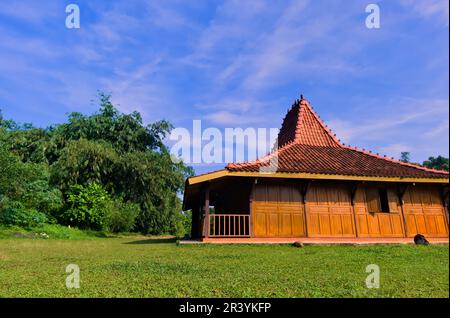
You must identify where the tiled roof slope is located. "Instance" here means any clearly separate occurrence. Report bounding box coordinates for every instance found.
[227,96,449,179]
[277,96,340,148]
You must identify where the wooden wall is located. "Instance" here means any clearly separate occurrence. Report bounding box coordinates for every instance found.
[306,183,356,237]
[251,180,448,238]
[354,186,405,237]
[403,185,448,237]
[252,182,306,237]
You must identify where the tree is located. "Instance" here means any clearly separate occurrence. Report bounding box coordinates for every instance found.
[423,156,449,171]
[50,139,119,194]
[400,152,410,163]
[1,93,193,235]
[113,150,192,234]
[47,92,173,159]
[1,141,62,226]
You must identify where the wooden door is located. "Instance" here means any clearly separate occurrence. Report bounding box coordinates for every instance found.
[252,183,306,237]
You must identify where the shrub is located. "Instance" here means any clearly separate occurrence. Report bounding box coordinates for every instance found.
[105,199,139,233]
[22,180,63,216]
[61,182,110,230]
[172,210,191,238]
[0,199,48,228]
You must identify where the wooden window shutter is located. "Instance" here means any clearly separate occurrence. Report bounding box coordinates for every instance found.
[366,187,380,213]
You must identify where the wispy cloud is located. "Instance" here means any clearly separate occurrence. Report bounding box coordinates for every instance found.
[0,0,447,172]
[326,97,449,160]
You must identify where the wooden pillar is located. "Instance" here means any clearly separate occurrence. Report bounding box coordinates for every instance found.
[203,184,210,238]
[349,182,359,238]
[301,181,310,237]
[397,184,409,238]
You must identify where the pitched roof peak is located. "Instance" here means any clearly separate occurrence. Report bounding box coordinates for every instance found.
[277,95,341,148]
[225,95,449,179]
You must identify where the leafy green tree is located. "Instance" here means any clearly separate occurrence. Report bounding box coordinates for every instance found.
[423,156,449,171]
[1,94,193,234]
[47,93,173,158]
[400,152,410,163]
[0,142,51,203]
[1,141,62,226]
[113,151,191,234]
[50,139,119,193]
[22,180,63,217]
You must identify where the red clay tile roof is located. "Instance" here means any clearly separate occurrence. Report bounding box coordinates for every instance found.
[278,97,340,148]
[226,97,449,179]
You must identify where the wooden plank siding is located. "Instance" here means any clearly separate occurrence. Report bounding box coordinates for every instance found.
[305,183,356,237]
[354,186,405,238]
[252,183,306,237]
[251,181,448,239]
[402,185,448,237]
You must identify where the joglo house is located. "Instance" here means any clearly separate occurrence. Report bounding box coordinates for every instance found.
[183,96,449,242]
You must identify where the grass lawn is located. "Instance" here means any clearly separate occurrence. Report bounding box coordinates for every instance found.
[0,235,448,297]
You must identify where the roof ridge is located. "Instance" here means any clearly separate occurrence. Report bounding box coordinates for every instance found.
[296,97,342,147]
[226,95,448,179]
[343,145,449,175]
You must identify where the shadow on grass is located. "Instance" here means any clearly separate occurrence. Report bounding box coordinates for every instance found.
[124,237,178,244]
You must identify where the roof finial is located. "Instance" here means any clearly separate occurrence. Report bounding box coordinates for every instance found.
[300,94,304,100]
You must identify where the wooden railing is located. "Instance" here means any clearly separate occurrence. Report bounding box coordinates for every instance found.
[208,214,250,237]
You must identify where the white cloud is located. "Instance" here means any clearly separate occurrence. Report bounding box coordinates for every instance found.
[326,97,449,160]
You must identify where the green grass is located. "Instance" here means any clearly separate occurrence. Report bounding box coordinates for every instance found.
[0,235,448,297]
[0,224,110,240]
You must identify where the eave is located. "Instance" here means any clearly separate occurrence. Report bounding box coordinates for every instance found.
[186,169,449,186]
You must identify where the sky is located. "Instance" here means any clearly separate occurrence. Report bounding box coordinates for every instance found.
[0,0,448,175]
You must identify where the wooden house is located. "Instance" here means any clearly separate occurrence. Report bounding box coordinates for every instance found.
[183,96,449,241]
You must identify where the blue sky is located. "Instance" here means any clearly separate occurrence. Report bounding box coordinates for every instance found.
[0,0,448,175]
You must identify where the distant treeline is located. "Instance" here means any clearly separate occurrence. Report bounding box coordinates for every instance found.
[400,151,449,171]
[0,93,193,236]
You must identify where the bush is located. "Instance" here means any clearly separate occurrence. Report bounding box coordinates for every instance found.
[61,182,110,230]
[22,180,63,216]
[105,199,139,233]
[0,200,48,228]
[172,210,191,238]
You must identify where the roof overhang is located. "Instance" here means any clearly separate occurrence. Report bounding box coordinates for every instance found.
[186,169,449,186]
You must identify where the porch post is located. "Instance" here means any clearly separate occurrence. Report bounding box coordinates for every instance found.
[203,184,210,238]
